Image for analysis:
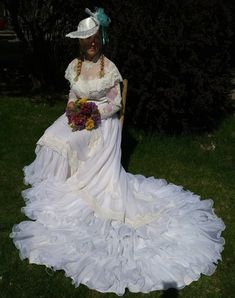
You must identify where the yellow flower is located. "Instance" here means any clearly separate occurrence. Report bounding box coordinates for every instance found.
[85,118,95,130]
[79,98,88,104]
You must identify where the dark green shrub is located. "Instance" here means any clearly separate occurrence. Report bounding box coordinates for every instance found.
[4,0,234,133]
[108,0,234,134]
[3,0,94,91]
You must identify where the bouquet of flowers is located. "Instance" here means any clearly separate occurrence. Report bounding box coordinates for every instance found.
[66,98,101,131]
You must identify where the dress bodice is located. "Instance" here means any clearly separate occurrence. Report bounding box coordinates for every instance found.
[65,56,123,101]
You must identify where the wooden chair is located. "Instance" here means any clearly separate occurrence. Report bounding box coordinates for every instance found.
[119,79,128,127]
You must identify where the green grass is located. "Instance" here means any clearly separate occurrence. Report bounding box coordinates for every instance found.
[0,96,234,298]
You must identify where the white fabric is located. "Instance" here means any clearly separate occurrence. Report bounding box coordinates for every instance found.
[66,17,99,39]
[10,56,225,295]
[66,57,122,119]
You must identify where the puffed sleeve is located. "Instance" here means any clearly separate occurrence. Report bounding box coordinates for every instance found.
[98,61,123,119]
[99,84,122,119]
[65,59,78,103]
[65,59,77,86]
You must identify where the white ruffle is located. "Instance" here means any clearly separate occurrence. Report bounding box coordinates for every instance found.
[23,146,70,185]
[37,134,81,176]
[64,57,122,95]
[98,66,122,92]
[64,58,77,86]
[10,176,225,295]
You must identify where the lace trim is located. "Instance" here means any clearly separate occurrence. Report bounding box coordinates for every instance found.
[35,132,160,228]
[126,213,161,229]
[64,58,122,92]
[81,189,162,229]
[98,67,122,93]
[36,134,81,175]
[81,189,125,221]
[36,127,102,176]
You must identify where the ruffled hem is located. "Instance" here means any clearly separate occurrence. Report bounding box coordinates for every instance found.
[37,134,83,176]
[23,137,82,186]
[10,180,225,295]
[23,146,70,185]
[11,107,225,295]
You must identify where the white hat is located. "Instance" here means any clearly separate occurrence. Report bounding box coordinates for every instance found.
[66,8,111,43]
[66,16,99,39]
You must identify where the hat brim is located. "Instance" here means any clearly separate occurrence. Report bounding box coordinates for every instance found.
[66,25,99,39]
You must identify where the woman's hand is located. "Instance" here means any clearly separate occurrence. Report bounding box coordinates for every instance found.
[66,101,76,110]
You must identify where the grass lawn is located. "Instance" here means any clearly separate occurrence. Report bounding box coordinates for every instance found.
[0,96,234,298]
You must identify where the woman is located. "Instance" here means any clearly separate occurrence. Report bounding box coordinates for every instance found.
[10,8,225,296]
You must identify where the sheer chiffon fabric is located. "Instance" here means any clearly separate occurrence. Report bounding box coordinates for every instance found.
[10,56,225,295]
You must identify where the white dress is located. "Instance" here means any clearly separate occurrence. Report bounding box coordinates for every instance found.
[10,56,225,296]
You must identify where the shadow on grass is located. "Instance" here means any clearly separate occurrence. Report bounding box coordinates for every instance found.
[121,125,138,171]
[160,282,179,298]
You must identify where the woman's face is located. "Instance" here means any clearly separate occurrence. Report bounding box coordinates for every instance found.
[79,31,102,60]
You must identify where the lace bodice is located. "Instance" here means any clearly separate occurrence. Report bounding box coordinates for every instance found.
[64,56,123,119]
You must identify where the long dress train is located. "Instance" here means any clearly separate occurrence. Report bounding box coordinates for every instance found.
[10,56,225,295]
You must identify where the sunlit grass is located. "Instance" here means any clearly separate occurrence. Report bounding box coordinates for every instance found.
[0,97,234,298]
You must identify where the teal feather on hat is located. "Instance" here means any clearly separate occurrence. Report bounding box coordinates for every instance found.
[85,7,111,45]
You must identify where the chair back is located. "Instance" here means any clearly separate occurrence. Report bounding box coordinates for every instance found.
[119,79,128,127]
